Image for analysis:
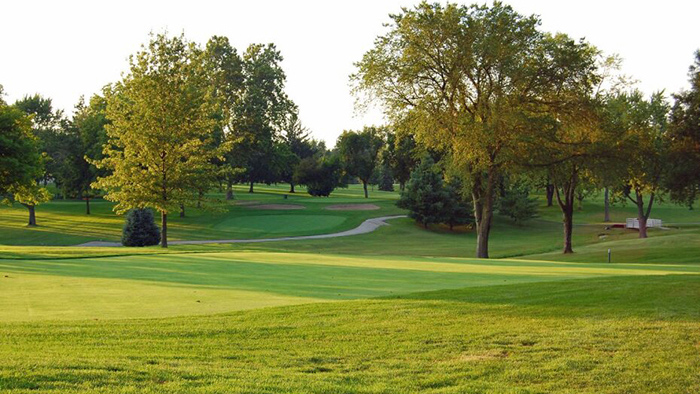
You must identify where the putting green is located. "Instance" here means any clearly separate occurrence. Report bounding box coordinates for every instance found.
[213,214,346,234]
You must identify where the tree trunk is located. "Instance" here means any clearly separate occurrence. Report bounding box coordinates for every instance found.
[85,197,91,215]
[161,212,168,248]
[604,187,610,222]
[546,184,554,207]
[562,205,574,254]
[472,169,496,259]
[362,181,368,198]
[290,183,295,193]
[554,167,578,254]
[400,182,406,192]
[635,191,654,239]
[24,204,37,226]
[226,179,234,200]
[249,181,254,193]
[179,204,185,218]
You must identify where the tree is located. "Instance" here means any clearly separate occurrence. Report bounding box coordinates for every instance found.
[12,182,52,226]
[232,44,295,193]
[92,33,223,248]
[293,154,345,197]
[0,104,42,197]
[497,180,539,224]
[377,163,394,191]
[397,157,447,228]
[383,127,418,191]
[14,94,67,187]
[280,109,317,193]
[62,95,109,214]
[336,127,384,198]
[122,209,161,247]
[203,36,245,201]
[607,91,670,238]
[443,176,473,230]
[354,2,599,257]
[668,50,700,207]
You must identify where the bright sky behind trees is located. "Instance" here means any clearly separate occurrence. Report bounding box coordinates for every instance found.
[1,0,698,145]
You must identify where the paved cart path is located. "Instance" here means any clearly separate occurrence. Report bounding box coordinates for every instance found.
[76,215,408,247]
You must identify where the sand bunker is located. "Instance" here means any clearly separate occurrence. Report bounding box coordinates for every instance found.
[325,204,381,211]
[233,200,260,206]
[248,204,306,210]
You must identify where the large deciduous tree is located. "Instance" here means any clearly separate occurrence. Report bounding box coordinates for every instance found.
[93,33,223,248]
[668,50,700,206]
[232,44,294,193]
[336,127,384,198]
[0,104,42,197]
[606,91,670,238]
[353,1,600,257]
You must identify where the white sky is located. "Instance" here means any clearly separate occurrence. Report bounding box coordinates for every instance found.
[1,0,698,146]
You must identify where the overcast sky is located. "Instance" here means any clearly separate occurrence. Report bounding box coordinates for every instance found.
[2,0,698,145]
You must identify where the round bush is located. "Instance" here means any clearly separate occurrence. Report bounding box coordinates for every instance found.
[122,208,160,247]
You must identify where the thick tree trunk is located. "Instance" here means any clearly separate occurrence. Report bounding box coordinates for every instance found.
[604,187,610,222]
[472,169,496,259]
[546,184,554,207]
[635,191,654,239]
[226,180,234,200]
[249,181,254,193]
[85,197,91,215]
[161,212,168,248]
[362,181,368,198]
[563,205,574,254]
[179,204,185,218]
[24,204,37,226]
[554,167,578,254]
[290,183,295,193]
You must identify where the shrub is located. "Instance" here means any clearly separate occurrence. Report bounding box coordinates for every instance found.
[294,155,345,197]
[498,181,539,224]
[122,208,160,246]
[397,157,447,228]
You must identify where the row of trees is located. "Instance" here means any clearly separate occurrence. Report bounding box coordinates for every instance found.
[353,1,700,257]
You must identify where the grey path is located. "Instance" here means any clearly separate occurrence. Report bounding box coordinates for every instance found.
[76,215,408,247]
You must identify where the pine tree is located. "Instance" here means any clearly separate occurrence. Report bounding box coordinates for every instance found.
[397,157,446,228]
[122,209,160,247]
[443,177,473,230]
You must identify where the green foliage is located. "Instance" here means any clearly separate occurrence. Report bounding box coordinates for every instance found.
[121,208,160,247]
[353,1,601,258]
[668,50,700,207]
[293,155,345,197]
[397,157,447,228]
[498,180,539,224]
[0,105,42,196]
[336,126,384,198]
[378,163,394,191]
[443,176,473,229]
[93,33,225,247]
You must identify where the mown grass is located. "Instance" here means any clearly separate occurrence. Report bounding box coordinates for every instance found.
[1,275,699,393]
[2,250,699,321]
[0,184,402,246]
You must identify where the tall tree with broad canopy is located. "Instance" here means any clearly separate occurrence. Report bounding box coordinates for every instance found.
[93,33,225,248]
[336,127,385,198]
[353,1,601,257]
[0,104,42,197]
[62,95,109,214]
[667,50,700,207]
[203,36,245,200]
[232,43,295,193]
[606,91,670,238]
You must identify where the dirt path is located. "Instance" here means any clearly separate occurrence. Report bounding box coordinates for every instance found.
[76,215,408,247]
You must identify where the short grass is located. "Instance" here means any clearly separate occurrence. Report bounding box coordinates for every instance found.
[1,275,699,393]
[2,250,699,322]
[0,184,402,246]
[2,184,700,393]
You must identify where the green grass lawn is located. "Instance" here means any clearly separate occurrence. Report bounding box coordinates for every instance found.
[1,184,700,392]
[1,275,699,393]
